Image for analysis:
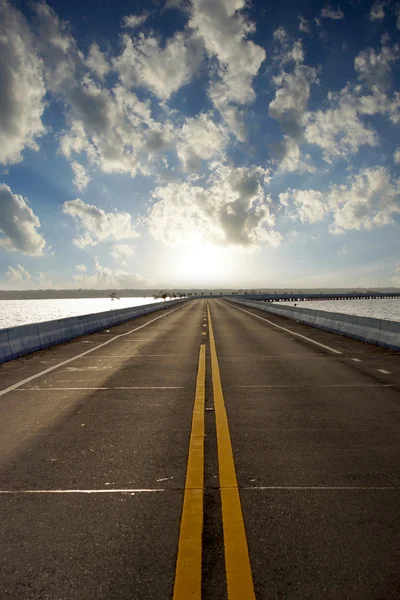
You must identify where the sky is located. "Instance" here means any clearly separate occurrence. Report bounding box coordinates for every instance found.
[0,0,400,290]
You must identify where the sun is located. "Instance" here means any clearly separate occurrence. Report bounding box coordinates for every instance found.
[173,243,231,286]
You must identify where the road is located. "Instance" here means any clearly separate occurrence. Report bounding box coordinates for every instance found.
[1,299,400,599]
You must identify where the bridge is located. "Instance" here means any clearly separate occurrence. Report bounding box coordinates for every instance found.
[189,291,400,301]
[0,299,399,599]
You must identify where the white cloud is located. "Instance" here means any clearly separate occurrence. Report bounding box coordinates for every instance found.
[177,113,228,171]
[369,1,386,21]
[5,264,52,289]
[148,163,281,249]
[122,14,149,29]
[339,244,348,255]
[110,244,135,262]
[269,63,318,140]
[270,137,315,173]
[392,263,400,287]
[0,184,46,255]
[188,0,266,136]
[281,188,328,223]
[86,43,110,79]
[71,162,91,191]
[329,166,400,232]
[75,264,87,272]
[60,82,174,177]
[0,0,46,164]
[355,43,400,90]
[113,32,203,100]
[321,4,344,19]
[34,3,175,178]
[281,166,400,233]
[394,148,400,163]
[304,86,378,162]
[72,258,146,289]
[62,199,140,248]
[6,264,32,283]
[269,38,318,171]
[298,16,311,34]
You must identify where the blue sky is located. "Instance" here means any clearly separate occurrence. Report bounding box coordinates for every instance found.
[0,0,399,290]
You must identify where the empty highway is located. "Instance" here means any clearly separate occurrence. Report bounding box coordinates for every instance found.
[1,299,400,599]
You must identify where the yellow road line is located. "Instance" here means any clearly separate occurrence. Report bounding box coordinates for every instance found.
[173,344,206,600]
[207,305,256,600]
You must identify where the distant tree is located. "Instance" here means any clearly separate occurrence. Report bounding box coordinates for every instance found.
[162,293,168,300]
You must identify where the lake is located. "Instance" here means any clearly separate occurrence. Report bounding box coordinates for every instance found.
[0,297,164,329]
[272,298,400,322]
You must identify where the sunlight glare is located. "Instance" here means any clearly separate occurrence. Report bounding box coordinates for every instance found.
[173,243,232,285]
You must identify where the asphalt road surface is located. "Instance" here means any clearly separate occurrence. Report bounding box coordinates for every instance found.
[1,299,400,599]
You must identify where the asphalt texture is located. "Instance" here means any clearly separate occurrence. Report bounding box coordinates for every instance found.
[1,298,400,599]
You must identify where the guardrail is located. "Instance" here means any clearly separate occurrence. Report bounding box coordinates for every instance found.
[227,299,400,351]
[0,299,186,364]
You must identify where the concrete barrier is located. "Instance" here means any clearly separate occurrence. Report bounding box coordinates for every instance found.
[0,299,185,364]
[377,319,400,350]
[227,298,400,351]
[0,329,13,363]
[8,323,42,358]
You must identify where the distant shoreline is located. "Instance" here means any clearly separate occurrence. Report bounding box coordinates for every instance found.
[0,288,399,300]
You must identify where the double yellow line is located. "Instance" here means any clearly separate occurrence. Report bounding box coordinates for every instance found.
[173,304,255,599]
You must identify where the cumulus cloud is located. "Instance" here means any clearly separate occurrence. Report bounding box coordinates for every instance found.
[110,244,135,262]
[188,0,265,137]
[6,264,32,283]
[355,43,400,90]
[281,166,400,233]
[75,264,87,272]
[0,0,46,164]
[86,43,110,79]
[392,263,400,287]
[268,41,318,171]
[328,166,400,233]
[280,189,328,223]
[5,264,52,289]
[34,3,175,177]
[71,162,91,191]
[321,4,344,19]
[298,16,311,34]
[113,32,203,100]
[122,14,148,29]
[148,163,281,249]
[270,137,315,173]
[369,1,386,21]
[72,258,146,289]
[177,113,228,171]
[0,184,46,255]
[269,63,318,140]
[304,86,378,163]
[60,81,174,177]
[62,199,140,248]
[394,148,400,163]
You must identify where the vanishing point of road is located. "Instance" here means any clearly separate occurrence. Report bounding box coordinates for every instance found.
[1,299,400,599]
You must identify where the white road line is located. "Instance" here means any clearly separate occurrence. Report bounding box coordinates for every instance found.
[228,384,392,388]
[351,358,362,362]
[16,388,109,391]
[377,369,391,374]
[114,386,184,390]
[0,489,165,494]
[14,386,185,391]
[225,302,342,355]
[244,486,400,490]
[0,304,188,398]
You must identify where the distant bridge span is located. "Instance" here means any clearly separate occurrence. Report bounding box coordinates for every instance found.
[188,292,400,301]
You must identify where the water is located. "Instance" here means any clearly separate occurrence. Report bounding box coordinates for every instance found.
[0,297,165,329]
[272,299,400,322]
